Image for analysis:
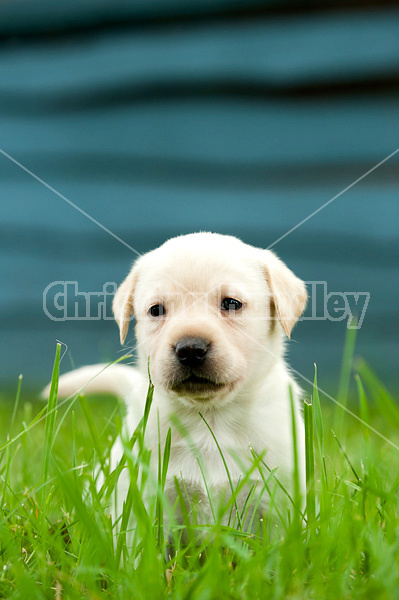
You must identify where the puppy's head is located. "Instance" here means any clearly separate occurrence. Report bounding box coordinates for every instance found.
[113,233,307,406]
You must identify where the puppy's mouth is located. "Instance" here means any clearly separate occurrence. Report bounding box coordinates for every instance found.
[170,373,225,397]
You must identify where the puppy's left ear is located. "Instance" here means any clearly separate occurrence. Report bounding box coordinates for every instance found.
[262,250,307,338]
[112,266,139,345]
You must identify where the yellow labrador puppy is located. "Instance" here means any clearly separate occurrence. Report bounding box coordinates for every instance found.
[54,232,307,527]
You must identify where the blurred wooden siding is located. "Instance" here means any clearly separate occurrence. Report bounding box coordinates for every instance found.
[0,0,398,391]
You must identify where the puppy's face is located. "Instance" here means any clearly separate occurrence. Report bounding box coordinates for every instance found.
[113,234,307,406]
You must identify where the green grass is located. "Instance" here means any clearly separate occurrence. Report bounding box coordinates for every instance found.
[0,341,398,599]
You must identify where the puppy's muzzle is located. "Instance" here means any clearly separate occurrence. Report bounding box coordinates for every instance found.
[169,336,225,398]
[175,337,210,369]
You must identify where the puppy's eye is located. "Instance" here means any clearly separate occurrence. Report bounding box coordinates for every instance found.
[221,298,242,311]
[149,304,166,317]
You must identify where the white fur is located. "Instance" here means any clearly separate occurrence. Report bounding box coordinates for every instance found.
[50,232,308,525]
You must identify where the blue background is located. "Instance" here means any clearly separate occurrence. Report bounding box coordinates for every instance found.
[0,0,398,394]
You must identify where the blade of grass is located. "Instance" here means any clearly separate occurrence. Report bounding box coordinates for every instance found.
[156,424,172,550]
[10,374,23,432]
[356,375,370,443]
[289,386,302,532]
[71,410,77,486]
[312,365,328,524]
[1,375,23,507]
[42,343,61,503]
[304,400,315,528]
[334,325,357,435]
[312,365,324,459]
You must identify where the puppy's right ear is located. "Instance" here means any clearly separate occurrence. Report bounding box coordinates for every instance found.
[112,267,138,345]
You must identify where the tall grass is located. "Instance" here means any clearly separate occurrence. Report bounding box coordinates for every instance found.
[0,341,398,599]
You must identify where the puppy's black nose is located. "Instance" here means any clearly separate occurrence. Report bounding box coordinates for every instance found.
[175,337,210,368]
